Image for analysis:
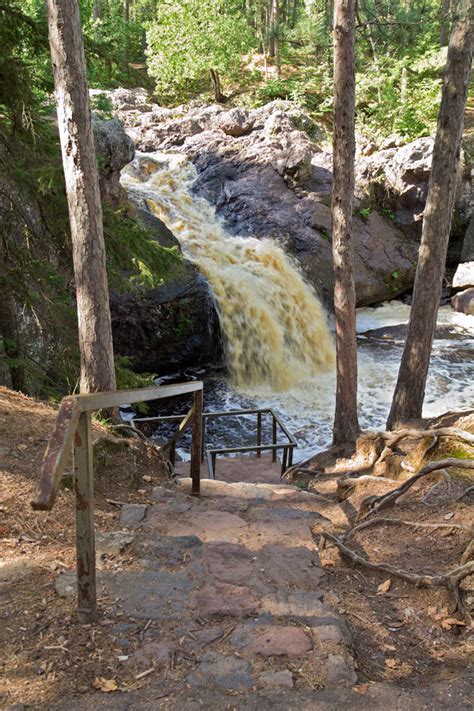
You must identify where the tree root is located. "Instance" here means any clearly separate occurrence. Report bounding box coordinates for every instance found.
[458,485,474,501]
[342,516,472,543]
[318,529,474,625]
[362,458,474,518]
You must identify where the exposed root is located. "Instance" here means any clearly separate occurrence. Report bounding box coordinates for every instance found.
[336,475,393,501]
[458,485,474,501]
[318,530,474,625]
[421,470,452,504]
[362,458,474,519]
[342,516,472,543]
[379,427,474,447]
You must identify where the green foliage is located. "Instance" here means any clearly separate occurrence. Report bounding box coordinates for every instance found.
[146,0,255,101]
[102,205,184,293]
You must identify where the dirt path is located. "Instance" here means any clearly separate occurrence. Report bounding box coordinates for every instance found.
[1,389,472,709]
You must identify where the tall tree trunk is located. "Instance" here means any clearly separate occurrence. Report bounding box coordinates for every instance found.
[0,235,24,391]
[440,0,452,46]
[331,0,360,445]
[387,1,473,430]
[46,0,117,395]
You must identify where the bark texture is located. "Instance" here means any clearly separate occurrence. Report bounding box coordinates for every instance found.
[331,0,360,445]
[46,0,116,394]
[387,0,473,430]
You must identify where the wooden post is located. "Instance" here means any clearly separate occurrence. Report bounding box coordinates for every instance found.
[256,412,262,458]
[190,389,203,495]
[281,447,288,476]
[74,412,97,623]
[272,416,277,462]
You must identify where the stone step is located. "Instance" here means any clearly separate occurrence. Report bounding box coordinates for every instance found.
[177,477,318,502]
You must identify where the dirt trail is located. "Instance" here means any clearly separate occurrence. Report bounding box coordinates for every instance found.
[1,388,473,710]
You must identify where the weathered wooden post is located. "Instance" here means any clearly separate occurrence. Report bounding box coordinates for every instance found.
[190,389,203,495]
[74,411,97,623]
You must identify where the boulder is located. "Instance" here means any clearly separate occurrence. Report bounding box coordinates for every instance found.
[93,117,135,204]
[453,261,474,289]
[451,287,474,315]
[108,93,419,306]
[110,208,219,374]
[216,108,254,137]
[356,137,434,238]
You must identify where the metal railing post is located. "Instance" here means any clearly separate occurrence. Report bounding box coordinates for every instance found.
[190,389,203,495]
[272,415,277,462]
[74,411,97,623]
[201,414,206,462]
[256,412,262,458]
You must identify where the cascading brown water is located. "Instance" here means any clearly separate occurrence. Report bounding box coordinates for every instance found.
[122,152,335,391]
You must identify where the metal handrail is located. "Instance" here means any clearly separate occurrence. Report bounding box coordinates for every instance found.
[203,408,297,478]
[30,382,203,623]
[135,407,297,479]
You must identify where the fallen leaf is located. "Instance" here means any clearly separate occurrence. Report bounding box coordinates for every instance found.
[377,579,392,595]
[441,617,466,630]
[382,643,397,652]
[352,683,369,695]
[427,605,438,618]
[385,658,400,669]
[93,677,118,692]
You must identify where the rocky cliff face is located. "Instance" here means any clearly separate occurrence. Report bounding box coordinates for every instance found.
[106,91,420,307]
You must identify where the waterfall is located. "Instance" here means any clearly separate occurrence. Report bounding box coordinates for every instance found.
[122,152,335,391]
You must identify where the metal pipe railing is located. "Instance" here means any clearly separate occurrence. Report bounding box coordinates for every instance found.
[31,382,203,624]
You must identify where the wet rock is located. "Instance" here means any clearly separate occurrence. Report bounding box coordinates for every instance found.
[193,581,260,617]
[96,531,135,557]
[258,669,294,689]
[451,287,474,315]
[120,503,148,527]
[186,651,253,690]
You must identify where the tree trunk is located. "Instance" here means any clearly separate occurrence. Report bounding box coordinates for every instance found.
[209,68,226,102]
[0,235,24,391]
[440,0,451,46]
[331,0,360,446]
[46,0,117,396]
[387,1,473,430]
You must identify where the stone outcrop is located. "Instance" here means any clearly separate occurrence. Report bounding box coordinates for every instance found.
[104,89,419,306]
[92,117,135,204]
[110,209,220,374]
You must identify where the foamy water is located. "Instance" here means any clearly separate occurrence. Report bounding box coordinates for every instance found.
[122,152,334,391]
[121,154,473,461]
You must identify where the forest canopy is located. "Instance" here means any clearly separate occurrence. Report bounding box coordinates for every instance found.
[4,0,455,141]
